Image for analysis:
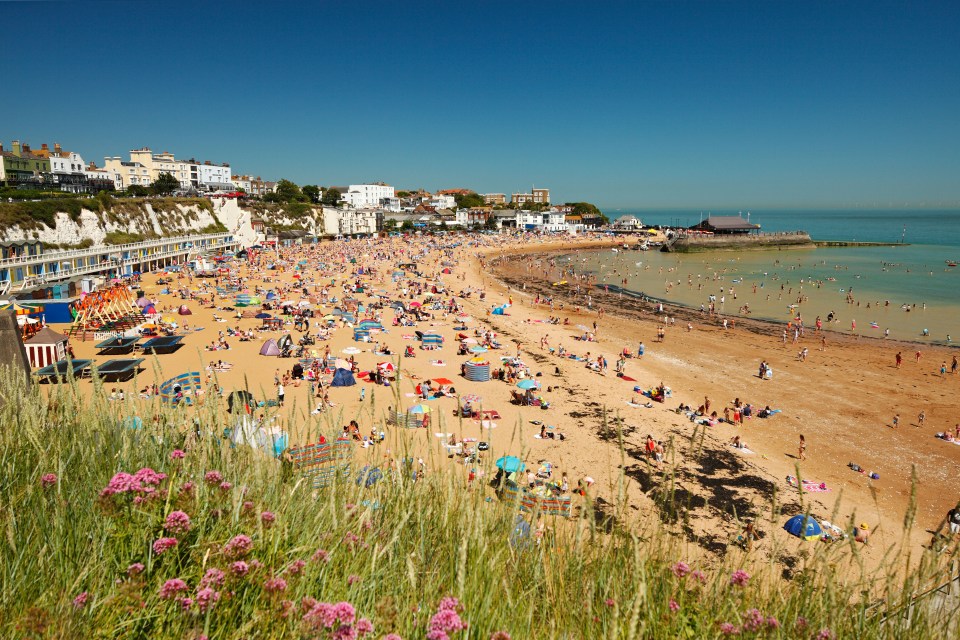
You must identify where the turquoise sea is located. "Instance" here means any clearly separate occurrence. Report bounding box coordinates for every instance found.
[569,210,960,344]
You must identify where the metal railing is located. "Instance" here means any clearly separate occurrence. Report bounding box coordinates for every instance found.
[0,232,235,268]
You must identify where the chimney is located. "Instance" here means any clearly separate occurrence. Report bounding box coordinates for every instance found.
[0,143,3,152]
[41,143,49,151]
[23,143,31,153]
[12,140,21,156]
[54,143,62,153]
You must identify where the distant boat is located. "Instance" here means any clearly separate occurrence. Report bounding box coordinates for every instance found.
[947,260,958,267]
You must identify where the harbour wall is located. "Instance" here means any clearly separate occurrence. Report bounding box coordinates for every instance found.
[664,231,815,253]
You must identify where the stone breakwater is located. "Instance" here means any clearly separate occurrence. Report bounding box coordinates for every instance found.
[663,231,814,252]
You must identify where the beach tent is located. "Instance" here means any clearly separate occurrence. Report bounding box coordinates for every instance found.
[227,390,255,414]
[25,327,69,368]
[136,297,154,308]
[159,372,202,406]
[492,305,507,316]
[331,368,356,387]
[260,339,281,356]
[441,268,452,274]
[178,305,192,315]
[784,514,823,541]
[230,415,267,449]
[277,334,294,351]
[143,304,157,315]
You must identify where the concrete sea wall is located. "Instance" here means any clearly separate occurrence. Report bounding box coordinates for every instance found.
[665,231,814,253]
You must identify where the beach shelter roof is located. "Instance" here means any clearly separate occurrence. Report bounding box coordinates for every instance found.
[784,515,823,541]
[495,456,525,473]
[25,326,68,346]
[260,339,281,356]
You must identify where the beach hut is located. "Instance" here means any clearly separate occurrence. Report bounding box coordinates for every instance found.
[463,357,491,382]
[331,368,356,387]
[421,331,443,350]
[25,326,69,368]
[784,515,823,541]
[260,339,281,356]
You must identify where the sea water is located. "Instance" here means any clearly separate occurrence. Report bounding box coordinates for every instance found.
[566,210,960,344]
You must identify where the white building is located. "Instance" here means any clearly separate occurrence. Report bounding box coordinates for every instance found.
[612,214,643,230]
[428,194,456,210]
[341,183,395,208]
[517,210,568,232]
[84,164,122,191]
[103,158,151,189]
[336,207,381,235]
[48,149,88,193]
[198,162,234,191]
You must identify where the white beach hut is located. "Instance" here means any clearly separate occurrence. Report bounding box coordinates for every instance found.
[25,326,69,368]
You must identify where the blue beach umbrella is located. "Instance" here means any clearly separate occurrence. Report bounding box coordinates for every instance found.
[495,456,525,473]
[516,379,538,390]
[356,466,383,487]
[408,404,432,415]
[470,346,488,354]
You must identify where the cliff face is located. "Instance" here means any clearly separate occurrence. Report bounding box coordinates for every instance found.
[0,200,224,247]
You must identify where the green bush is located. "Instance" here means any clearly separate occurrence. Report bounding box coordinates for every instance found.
[104,231,145,245]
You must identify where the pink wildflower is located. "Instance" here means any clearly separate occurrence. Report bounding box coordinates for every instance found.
[437,597,461,612]
[242,500,255,512]
[127,562,145,576]
[795,617,809,629]
[287,559,306,576]
[668,599,680,612]
[690,570,707,584]
[260,511,276,527]
[180,481,194,495]
[766,616,781,630]
[164,510,192,534]
[204,470,223,485]
[153,537,178,555]
[263,577,287,593]
[170,449,186,460]
[383,636,403,640]
[490,633,511,640]
[312,548,330,563]
[133,467,167,486]
[719,622,740,636]
[347,574,360,585]
[41,473,58,488]
[223,534,253,558]
[249,559,264,571]
[219,481,233,492]
[159,578,189,599]
[180,597,194,610]
[742,609,764,632]
[671,561,691,578]
[604,598,616,608]
[816,629,835,640]
[356,618,374,636]
[428,606,467,637]
[195,587,220,612]
[200,568,225,589]
[73,592,89,608]
[729,569,750,587]
[334,601,357,625]
[230,561,249,577]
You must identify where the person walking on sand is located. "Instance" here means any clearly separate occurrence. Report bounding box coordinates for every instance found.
[915,350,922,363]
[277,381,285,407]
[918,410,925,427]
[798,435,806,461]
[892,414,899,429]
[952,355,959,375]
[941,362,948,377]
[895,352,902,369]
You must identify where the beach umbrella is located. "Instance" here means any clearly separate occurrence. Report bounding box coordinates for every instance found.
[461,337,478,344]
[784,515,823,541]
[408,404,432,414]
[378,362,396,372]
[342,347,361,355]
[335,358,352,370]
[323,314,337,320]
[408,301,422,308]
[255,313,272,319]
[432,377,453,386]
[516,379,538,390]
[495,456,525,473]
[470,346,488,354]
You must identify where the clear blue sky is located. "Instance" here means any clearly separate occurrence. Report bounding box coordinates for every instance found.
[3,0,959,209]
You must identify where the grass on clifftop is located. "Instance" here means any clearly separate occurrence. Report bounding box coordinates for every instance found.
[0,367,955,639]
[0,196,217,234]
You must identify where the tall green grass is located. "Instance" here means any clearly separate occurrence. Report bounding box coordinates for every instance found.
[0,367,956,639]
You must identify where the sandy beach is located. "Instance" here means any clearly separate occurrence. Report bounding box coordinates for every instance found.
[57,232,960,574]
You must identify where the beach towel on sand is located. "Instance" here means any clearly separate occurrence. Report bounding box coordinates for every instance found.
[786,475,829,492]
[619,375,638,382]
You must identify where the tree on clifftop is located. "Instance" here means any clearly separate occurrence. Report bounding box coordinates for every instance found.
[453,192,484,209]
[274,179,307,203]
[321,188,342,206]
[151,172,179,195]
[301,184,321,203]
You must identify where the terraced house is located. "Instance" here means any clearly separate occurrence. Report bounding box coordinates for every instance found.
[0,140,51,187]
